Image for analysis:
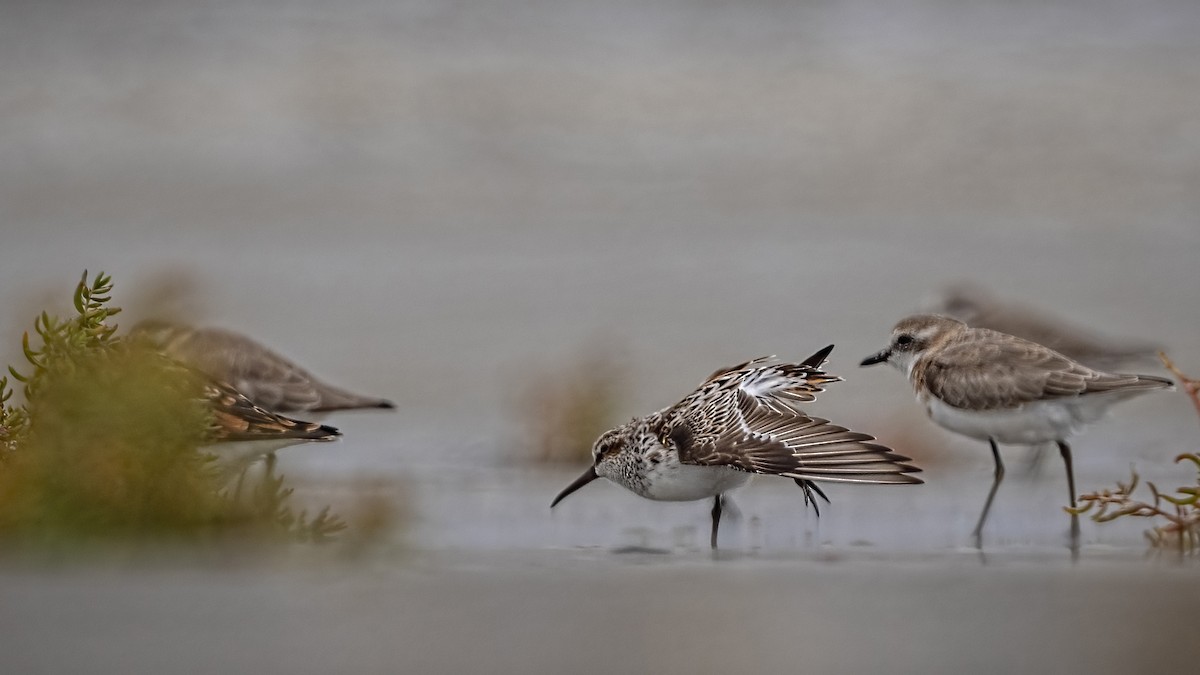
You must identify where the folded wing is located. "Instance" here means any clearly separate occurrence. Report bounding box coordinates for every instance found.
[925,331,1172,410]
[203,379,341,443]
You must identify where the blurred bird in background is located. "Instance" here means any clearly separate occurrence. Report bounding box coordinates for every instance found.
[927,283,1162,370]
[132,320,394,414]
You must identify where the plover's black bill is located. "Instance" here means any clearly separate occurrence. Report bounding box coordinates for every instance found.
[860,350,890,366]
[550,466,598,508]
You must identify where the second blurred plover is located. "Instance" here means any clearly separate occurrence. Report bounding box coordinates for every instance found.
[929,283,1160,369]
[133,320,394,413]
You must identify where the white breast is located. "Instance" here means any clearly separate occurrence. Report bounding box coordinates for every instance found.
[923,394,1116,445]
[638,455,752,502]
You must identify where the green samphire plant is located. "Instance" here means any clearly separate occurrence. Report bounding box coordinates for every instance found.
[0,271,345,549]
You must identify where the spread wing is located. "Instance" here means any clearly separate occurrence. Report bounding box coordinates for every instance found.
[923,330,1171,410]
[662,348,921,484]
[666,390,920,484]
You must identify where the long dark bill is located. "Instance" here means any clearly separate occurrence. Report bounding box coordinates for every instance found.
[859,349,890,366]
[550,466,599,508]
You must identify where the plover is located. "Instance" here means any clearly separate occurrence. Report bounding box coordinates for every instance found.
[930,284,1162,473]
[861,314,1172,544]
[550,345,923,549]
[929,283,1160,369]
[132,320,394,413]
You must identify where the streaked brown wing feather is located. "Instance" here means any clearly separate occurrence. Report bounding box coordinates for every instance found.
[145,352,339,443]
[702,356,772,386]
[203,380,340,442]
[668,390,921,484]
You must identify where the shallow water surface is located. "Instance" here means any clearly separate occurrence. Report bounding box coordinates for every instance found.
[2,550,1198,674]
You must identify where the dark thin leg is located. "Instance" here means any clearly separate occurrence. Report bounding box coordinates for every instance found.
[719,495,742,522]
[710,494,722,550]
[1058,440,1081,554]
[972,439,1006,547]
[1056,441,1077,509]
[794,479,831,517]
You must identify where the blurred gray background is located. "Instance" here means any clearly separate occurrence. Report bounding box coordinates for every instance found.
[2,0,1199,672]
[4,0,1197,418]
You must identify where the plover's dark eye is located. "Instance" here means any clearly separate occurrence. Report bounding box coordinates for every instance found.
[895,334,914,348]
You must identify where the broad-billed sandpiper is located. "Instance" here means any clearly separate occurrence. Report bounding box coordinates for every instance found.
[552,345,922,549]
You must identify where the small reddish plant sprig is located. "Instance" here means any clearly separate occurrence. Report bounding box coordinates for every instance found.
[1069,352,1200,554]
[1069,454,1200,554]
[1159,351,1200,421]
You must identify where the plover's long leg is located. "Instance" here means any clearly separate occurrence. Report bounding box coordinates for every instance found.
[1057,440,1080,554]
[1056,441,1078,509]
[972,438,1006,547]
[710,495,723,550]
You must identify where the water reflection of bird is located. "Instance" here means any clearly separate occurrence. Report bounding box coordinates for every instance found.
[132,320,394,413]
[551,345,923,549]
[927,283,1161,370]
[861,314,1172,551]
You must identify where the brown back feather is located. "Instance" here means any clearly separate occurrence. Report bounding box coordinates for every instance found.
[921,328,1171,410]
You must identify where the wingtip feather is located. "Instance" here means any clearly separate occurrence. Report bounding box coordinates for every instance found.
[801,344,836,369]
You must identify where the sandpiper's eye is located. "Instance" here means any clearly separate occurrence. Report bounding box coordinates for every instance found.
[895,334,915,348]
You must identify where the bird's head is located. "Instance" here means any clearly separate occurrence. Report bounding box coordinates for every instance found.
[861,314,967,375]
[549,423,631,508]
